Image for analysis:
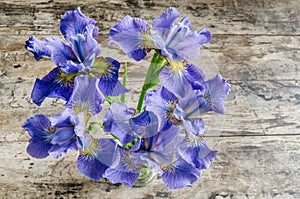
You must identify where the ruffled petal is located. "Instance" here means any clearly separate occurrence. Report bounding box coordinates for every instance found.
[31,67,74,106]
[159,65,193,98]
[161,156,201,189]
[103,102,136,144]
[178,138,218,170]
[47,37,82,74]
[25,36,55,61]
[109,16,149,61]
[77,138,117,181]
[65,75,105,115]
[203,74,231,114]
[152,7,181,41]
[69,24,101,71]
[144,87,177,131]
[23,114,53,158]
[60,7,98,42]
[104,147,141,187]
[96,57,129,96]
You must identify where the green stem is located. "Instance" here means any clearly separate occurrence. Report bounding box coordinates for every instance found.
[136,52,168,112]
[120,62,127,103]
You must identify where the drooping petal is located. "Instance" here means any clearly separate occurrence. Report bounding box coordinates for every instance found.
[65,75,105,116]
[161,156,201,189]
[173,92,210,120]
[31,67,75,106]
[60,7,98,42]
[178,138,218,170]
[109,15,149,61]
[184,63,206,87]
[104,147,141,187]
[23,114,53,158]
[25,36,55,61]
[202,74,231,114]
[77,138,117,181]
[144,86,177,131]
[159,64,193,98]
[129,111,159,140]
[95,57,129,96]
[47,37,83,74]
[103,102,136,145]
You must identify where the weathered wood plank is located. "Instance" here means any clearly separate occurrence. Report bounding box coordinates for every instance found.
[0,0,299,36]
[1,136,299,198]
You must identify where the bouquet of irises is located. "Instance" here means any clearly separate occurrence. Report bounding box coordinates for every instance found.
[23,7,230,189]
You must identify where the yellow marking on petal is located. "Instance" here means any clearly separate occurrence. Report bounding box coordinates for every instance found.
[80,138,98,156]
[169,60,185,72]
[142,33,156,49]
[92,57,111,75]
[58,69,77,83]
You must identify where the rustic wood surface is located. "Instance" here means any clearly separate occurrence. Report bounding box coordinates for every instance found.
[0,0,299,198]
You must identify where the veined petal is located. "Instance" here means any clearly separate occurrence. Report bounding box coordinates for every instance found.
[77,138,117,181]
[159,65,193,98]
[31,67,75,106]
[203,74,231,114]
[60,7,98,42]
[144,87,177,131]
[103,102,136,145]
[69,25,101,71]
[178,138,218,170]
[109,15,149,61]
[96,57,129,96]
[104,147,141,187]
[65,75,105,116]
[47,37,82,74]
[23,114,53,158]
[25,36,55,61]
[161,156,201,189]
[152,7,181,41]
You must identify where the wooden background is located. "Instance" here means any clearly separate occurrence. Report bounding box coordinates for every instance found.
[0,0,299,198]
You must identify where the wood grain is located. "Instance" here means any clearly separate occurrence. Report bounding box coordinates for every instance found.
[0,0,300,198]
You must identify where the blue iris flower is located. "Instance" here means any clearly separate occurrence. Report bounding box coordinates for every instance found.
[77,138,117,181]
[109,7,211,62]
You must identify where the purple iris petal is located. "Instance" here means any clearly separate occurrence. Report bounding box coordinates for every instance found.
[97,57,129,96]
[47,37,83,74]
[103,102,136,145]
[69,24,101,72]
[104,147,141,187]
[65,75,105,116]
[77,138,117,181]
[109,15,149,61]
[184,63,206,89]
[173,92,210,120]
[159,65,193,98]
[60,7,98,42]
[179,138,218,170]
[31,67,74,106]
[129,111,159,140]
[49,109,90,158]
[161,156,201,189]
[152,7,181,41]
[202,74,231,114]
[22,115,53,158]
[144,87,177,131]
[25,36,55,61]
[152,7,211,61]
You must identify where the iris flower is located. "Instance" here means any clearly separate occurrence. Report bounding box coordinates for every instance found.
[109,7,211,62]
